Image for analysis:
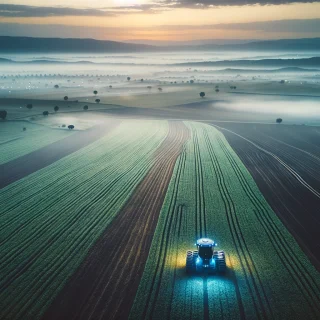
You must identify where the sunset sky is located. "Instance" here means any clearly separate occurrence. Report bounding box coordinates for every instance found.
[0,1,320,42]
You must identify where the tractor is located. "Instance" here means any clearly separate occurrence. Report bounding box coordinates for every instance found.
[186,238,226,274]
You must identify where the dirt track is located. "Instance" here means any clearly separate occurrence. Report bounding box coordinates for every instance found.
[214,123,320,270]
[43,121,189,320]
[0,120,120,189]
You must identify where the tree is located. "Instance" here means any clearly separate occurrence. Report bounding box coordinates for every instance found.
[93,90,98,95]
[215,89,220,93]
[68,125,75,130]
[190,80,194,84]
[23,127,26,131]
[147,86,152,90]
[109,85,112,89]
[83,105,88,110]
[200,92,205,98]
[64,96,68,101]
[276,118,283,124]
[127,77,131,81]
[54,106,59,112]
[26,103,33,110]
[95,99,100,103]
[0,110,7,120]
[158,88,163,92]
[62,124,66,127]
[141,79,144,82]
[54,85,59,89]
[43,111,49,116]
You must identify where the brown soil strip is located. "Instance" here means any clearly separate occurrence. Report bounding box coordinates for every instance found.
[0,119,120,189]
[43,121,190,320]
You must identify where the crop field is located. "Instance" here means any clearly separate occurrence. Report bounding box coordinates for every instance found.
[0,121,73,164]
[213,122,320,268]
[130,122,320,320]
[1,119,319,320]
[0,119,169,319]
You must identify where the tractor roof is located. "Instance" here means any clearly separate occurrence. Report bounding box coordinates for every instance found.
[197,238,215,247]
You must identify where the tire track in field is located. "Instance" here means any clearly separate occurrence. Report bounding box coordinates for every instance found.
[0,119,121,189]
[203,130,271,320]
[43,121,190,320]
[216,135,320,317]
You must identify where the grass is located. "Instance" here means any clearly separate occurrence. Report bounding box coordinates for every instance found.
[0,121,73,164]
[130,121,320,320]
[0,119,168,320]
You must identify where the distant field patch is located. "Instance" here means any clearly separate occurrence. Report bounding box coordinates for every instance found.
[0,121,73,164]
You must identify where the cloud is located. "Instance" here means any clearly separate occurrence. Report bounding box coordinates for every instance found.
[165,0,320,8]
[0,2,319,18]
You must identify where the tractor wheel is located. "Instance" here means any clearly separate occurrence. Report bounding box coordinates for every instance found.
[186,250,194,274]
[193,251,203,273]
[213,250,226,273]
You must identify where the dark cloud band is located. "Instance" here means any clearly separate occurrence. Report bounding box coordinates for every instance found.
[0,2,319,18]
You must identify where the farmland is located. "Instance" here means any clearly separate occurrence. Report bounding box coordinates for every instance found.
[0,119,169,319]
[130,122,320,320]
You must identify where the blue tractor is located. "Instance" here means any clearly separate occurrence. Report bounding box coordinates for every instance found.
[186,238,226,274]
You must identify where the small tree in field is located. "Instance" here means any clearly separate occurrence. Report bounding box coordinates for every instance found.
[127,77,131,81]
[158,87,163,92]
[276,118,283,124]
[95,99,100,103]
[93,90,98,95]
[54,106,59,112]
[83,105,88,110]
[54,84,59,89]
[64,96,68,101]
[141,79,144,82]
[0,110,7,120]
[26,104,33,110]
[200,92,205,98]
[43,111,49,116]
[109,85,112,89]
[190,80,194,84]
[68,125,74,130]
[215,89,220,93]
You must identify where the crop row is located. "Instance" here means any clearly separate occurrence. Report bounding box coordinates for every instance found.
[0,119,168,319]
[130,121,320,320]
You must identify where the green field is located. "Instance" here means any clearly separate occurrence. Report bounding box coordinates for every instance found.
[0,120,168,319]
[130,122,320,320]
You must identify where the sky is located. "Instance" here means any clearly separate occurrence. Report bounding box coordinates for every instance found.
[0,1,320,43]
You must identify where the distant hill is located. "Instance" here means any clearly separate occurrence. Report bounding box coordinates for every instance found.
[0,36,320,53]
[176,57,320,67]
[0,36,155,53]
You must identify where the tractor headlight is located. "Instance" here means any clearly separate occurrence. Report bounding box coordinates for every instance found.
[196,258,201,264]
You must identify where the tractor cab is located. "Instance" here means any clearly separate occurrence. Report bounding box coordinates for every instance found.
[197,238,216,263]
[186,237,226,274]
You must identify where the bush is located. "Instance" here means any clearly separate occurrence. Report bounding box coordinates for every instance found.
[93,90,98,95]
[83,105,88,110]
[23,127,26,131]
[62,124,66,127]
[26,104,33,110]
[0,110,7,120]
[43,111,49,116]
[276,118,283,124]
[200,92,205,98]
[127,77,131,81]
[54,106,59,112]
[95,99,100,103]
[64,96,68,101]
[68,125,75,130]
[54,85,59,89]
